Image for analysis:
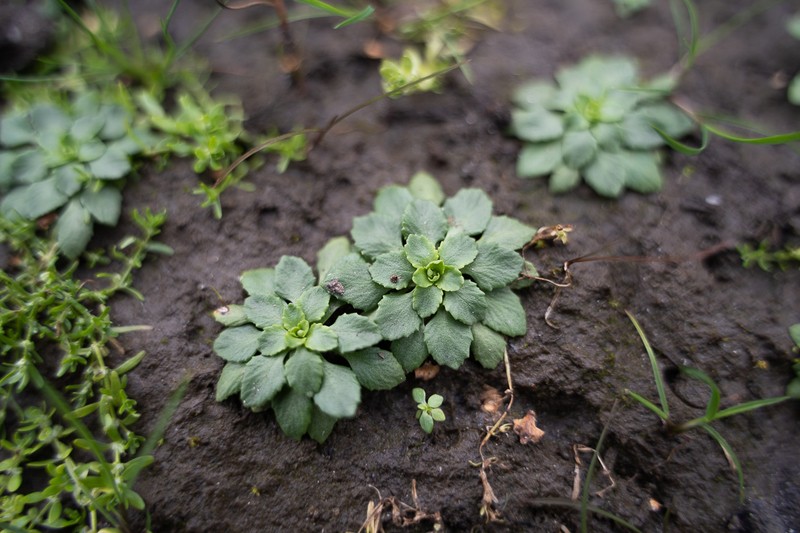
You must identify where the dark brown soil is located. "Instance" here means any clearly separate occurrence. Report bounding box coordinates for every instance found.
[74,0,800,531]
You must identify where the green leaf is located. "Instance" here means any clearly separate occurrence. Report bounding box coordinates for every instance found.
[316,236,352,283]
[214,325,262,362]
[408,171,445,205]
[296,286,330,323]
[483,288,527,336]
[512,80,557,109]
[77,140,107,162]
[99,104,130,140]
[53,164,83,195]
[275,256,315,302]
[424,309,473,369]
[216,362,246,402]
[240,268,276,296]
[258,325,289,356]
[789,75,800,106]
[13,177,69,219]
[374,184,414,224]
[314,361,361,418]
[562,129,597,169]
[305,324,338,352]
[427,394,444,408]
[273,387,312,440]
[323,253,387,310]
[213,304,249,326]
[419,412,434,433]
[30,103,70,135]
[352,213,403,258]
[479,216,536,250]
[462,241,524,291]
[80,186,121,226]
[343,347,406,390]
[401,199,449,244]
[438,231,478,269]
[591,123,623,151]
[391,328,429,372]
[11,149,49,184]
[549,165,582,194]
[285,348,325,397]
[412,387,426,403]
[70,115,105,142]
[437,265,464,291]
[789,324,800,347]
[471,323,506,369]
[308,406,338,444]
[240,354,286,408]
[620,151,662,193]
[88,146,130,179]
[443,280,487,325]
[516,141,562,178]
[330,313,382,353]
[244,294,286,328]
[55,199,93,259]
[511,107,564,142]
[583,151,625,197]
[0,112,36,146]
[443,189,493,235]
[431,408,445,422]
[404,234,439,268]
[374,291,422,341]
[369,250,415,289]
[282,303,306,329]
[412,285,443,318]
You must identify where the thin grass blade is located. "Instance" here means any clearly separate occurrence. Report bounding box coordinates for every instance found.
[626,312,669,418]
[680,366,721,419]
[700,423,745,502]
[714,396,790,421]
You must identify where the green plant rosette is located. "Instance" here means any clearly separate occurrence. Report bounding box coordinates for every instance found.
[510,55,694,197]
[213,255,406,443]
[321,172,536,372]
[0,91,155,258]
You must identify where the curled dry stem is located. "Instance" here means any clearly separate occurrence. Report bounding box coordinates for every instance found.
[355,480,443,533]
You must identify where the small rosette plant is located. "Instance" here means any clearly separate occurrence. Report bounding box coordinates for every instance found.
[213,255,407,443]
[510,55,693,197]
[321,172,536,372]
[0,91,156,258]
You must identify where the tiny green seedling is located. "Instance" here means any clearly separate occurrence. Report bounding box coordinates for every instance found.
[413,387,445,434]
[625,311,792,500]
[738,241,800,271]
[787,13,800,105]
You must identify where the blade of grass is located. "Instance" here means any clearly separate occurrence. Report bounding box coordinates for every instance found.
[580,401,618,533]
[700,423,745,502]
[654,123,709,155]
[626,311,669,418]
[626,390,669,420]
[679,366,721,420]
[713,396,790,420]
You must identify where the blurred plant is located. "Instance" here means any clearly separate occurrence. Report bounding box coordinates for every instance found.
[0,89,159,258]
[787,13,800,105]
[264,129,308,173]
[787,324,800,398]
[624,312,793,501]
[380,47,450,96]
[412,388,445,433]
[737,241,800,271]
[611,0,652,18]
[510,55,693,197]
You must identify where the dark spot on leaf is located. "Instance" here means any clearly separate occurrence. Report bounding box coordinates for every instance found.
[390,274,399,283]
[325,279,345,296]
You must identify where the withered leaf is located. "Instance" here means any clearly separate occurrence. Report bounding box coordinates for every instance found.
[512,410,545,444]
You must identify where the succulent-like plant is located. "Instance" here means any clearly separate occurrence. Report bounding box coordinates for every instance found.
[380,47,449,96]
[213,255,406,442]
[321,172,536,372]
[0,91,155,258]
[510,55,694,197]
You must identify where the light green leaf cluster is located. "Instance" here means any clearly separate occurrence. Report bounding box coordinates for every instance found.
[0,91,156,258]
[213,255,403,443]
[510,55,694,197]
[412,387,445,434]
[322,172,535,372]
[380,47,448,97]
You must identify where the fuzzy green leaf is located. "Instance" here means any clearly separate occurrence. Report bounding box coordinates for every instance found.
[462,241,523,291]
[216,362,247,402]
[583,151,625,197]
[240,268,275,296]
[483,287,527,337]
[316,236,352,283]
[620,150,662,193]
[374,291,422,341]
[30,104,70,135]
[330,313,382,353]
[549,165,582,194]
[244,294,286,328]
[0,112,36,146]
[443,280,486,325]
[516,141,562,178]
[282,303,306,330]
[241,354,286,408]
[285,348,324,397]
[80,186,121,226]
[273,387,312,440]
[88,146,130,180]
[11,149,49,184]
[412,285,443,318]
[296,286,330,323]
[591,123,623,151]
[419,412,434,433]
[323,253,387,310]
[70,115,105,142]
[404,234,439,268]
[443,189,493,235]
[343,347,406,391]
[77,140,107,162]
[314,362,361,418]
[213,304,248,327]
[275,256,315,302]
[427,394,443,408]
[431,408,446,422]
[214,325,262,362]
[259,325,289,356]
[789,75,800,106]
[55,199,93,259]
[308,406,338,444]
[479,216,536,250]
[437,265,464,291]
[424,309,473,369]
[401,199,448,244]
[369,250,415,289]
[511,107,564,142]
[471,323,506,369]
[374,184,414,223]
[562,129,597,169]
[53,164,83,196]
[438,231,478,269]
[512,80,557,109]
[408,171,445,205]
[352,212,403,258]
[391,328,429,372]
[305,324,339,352]
[14,177,69,219]
[412,387,427,403]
